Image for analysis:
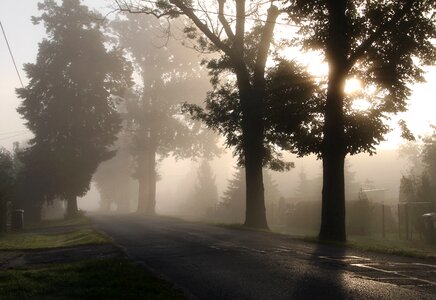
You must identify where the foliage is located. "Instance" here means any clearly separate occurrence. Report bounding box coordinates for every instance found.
[0,148,15,203]
[421,126,436,187]
[93,131,135,212]
[183,43,320,170]
[0,148,15,232]
[115,0,286,228]
[295,161,360,201]
[285,0,436,154]
[219,167,245,223]
[110,13,218,213]
[16,0,132,205]
[218,167,281,223]
[399,126,436,204]
[284,0,435,241]
[111,14,215,161]
[192,159,219,215]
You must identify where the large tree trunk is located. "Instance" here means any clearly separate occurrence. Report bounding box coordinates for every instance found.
[137,151,150,213]
[244,150,267,229]
[145,149,156,215]
[319,71,347,241]
[320,149,346,241]
[319,0,349,242]
[136,148,157,215]
[66,194,78,217]
[241,5,278,229]
[241,88,268,229]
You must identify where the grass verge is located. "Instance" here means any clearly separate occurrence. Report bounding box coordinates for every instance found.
[0,258,186,300]
[26,215,91,230]
[273,227,436,259]
[0,228,108,250]
[215,223,436,259]
[346,235,436,259]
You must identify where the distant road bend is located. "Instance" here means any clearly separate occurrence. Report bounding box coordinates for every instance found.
[93,214,436,300]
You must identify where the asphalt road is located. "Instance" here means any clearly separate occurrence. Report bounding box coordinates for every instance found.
[93,214,436,300]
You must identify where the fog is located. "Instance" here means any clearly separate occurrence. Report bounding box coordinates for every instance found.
[1,0,434,246]
[79,146,407,214]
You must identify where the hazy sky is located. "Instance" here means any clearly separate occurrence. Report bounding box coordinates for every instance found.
[1,0,435,151]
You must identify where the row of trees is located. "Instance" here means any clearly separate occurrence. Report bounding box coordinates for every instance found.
[3,0,217,223]
[400,127,436,204]
[116,0,435,241]
[1,0,433,242]
[15,0,133,218]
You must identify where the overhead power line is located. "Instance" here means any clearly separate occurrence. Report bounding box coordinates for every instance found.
[0,129,29,136]
[0,20,24,88]
[117,0,299,27]
[0,131,31,142]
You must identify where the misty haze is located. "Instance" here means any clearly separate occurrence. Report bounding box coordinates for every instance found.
[0,0,435,299]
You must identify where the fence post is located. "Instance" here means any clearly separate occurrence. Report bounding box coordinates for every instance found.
[398,204,401,240]
[405,203,409,240]
[382,204,385,238]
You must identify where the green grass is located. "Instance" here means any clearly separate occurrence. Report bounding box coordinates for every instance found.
[271,226,436,259]
[346,235,436,259]
[26,215,91,230]
[0,258,187,300]
[0,229,108,250]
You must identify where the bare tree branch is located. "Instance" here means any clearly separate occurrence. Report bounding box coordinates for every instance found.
[218,0,235,42]
[169,0,233,57]
[234,0,245,52]
[253,4,280,86]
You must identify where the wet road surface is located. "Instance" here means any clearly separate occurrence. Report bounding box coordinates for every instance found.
[93,214,436,300]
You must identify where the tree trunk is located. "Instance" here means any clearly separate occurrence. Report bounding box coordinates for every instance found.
[241,87,268,229]
[137,151,150,213]
[319,0,349,242]
[66,194,78,217]
[244,152,267,229]
[319,69,348,241]
[240,6,278,230]
[145,149,156,215]
[319,150,346,241]
[137,148,157,215]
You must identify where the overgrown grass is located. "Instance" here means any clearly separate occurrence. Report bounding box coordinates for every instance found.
[0,258,187,300]
[0,229,108,250]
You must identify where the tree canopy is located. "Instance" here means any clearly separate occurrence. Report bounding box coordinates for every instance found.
[114,0,323,228]
[283,0,435,241]
[110,13,217,214]
[0,148,15,232]
[16,0,132,216]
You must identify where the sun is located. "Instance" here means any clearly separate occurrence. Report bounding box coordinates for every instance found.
[344,78,362,94]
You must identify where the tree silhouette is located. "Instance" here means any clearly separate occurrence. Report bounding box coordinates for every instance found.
[285,0,435,241]
[400,126,436,204]
[422,126,436,191]
[116,0,324,228]
[16,0,132,217]
[111,14,214,215]
[0,148,15,232]
[184,159,219,217]
[220,167,281,223]
[93,133,134,212]
[220,167,245,223]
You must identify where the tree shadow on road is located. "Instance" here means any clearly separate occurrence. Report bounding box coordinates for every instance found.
[290,243,349,300]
